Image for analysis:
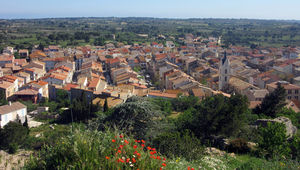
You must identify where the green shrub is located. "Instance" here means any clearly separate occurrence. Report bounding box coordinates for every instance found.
[227,138,251,154]
[24,128,171,170]
[0,122,29,149]
[257,122,290,159]
[152,130,204,161]
[8,143,18,154]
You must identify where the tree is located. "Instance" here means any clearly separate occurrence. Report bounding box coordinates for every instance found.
[0,90,8,106]
[94,37,105,46]
[171,95,199,112]
[258,122,290,159]
[177,94,250,139]
[103,98,108,112]
[0,122,29,152]
[104,96,163,140]
[253,84,286,117]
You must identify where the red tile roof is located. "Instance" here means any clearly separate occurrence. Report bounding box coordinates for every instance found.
[63,83,79,91]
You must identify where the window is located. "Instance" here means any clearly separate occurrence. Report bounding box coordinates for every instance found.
[288,96,292,99]
[295,96,298,100]
[225,76,227,82]
[225,69,227,74]
[295,90,299,94]
[288,90,292,94]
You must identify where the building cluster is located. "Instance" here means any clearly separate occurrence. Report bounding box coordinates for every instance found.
[1,34,300,126]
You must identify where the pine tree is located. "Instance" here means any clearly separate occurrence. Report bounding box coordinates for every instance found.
[253,83,286,117]
[103,98,109,112]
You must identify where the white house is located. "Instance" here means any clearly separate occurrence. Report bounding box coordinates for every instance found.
[0,102,27,128]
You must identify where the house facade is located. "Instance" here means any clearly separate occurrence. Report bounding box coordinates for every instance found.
[0,102,27,128]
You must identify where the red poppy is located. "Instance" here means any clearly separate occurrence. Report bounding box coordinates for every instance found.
[147,146,152,150]
[133,145,138,149]
[151,148,156,151]
[117,150,121,153]
[141,144,145,147]
[191,168,195,170]
[132,158,136,163]
[126,158,130,163]
[160,167,162,170]
[141,140,145,143]
[163,158,166,161]
[112,139,116,143]
[119,135,123,138]
[188,167,190,170]
[118,158,125,163]
[162,163,166,167]
[105,156,110,160]
[119,145,124,149]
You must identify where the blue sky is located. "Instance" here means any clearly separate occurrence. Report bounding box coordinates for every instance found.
[0,0,299,20]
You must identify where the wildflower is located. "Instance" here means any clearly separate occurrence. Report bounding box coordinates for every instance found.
[112,139,116,143]
[162,163,166,167]
[130,164,134,167]
[119,145,124,149]
[191,168,195,170]
[163,158,166,161]
[105,156,110,160]
[160,167,163,170]
[141,144,145,147]
[133,145,138,149]
[124,140,129,144]
[147,146,152,150]
[120,135,123,138]
[118,158,125,163]
[150,151,157,155]
[126,158,130,163]
[132,158,136,163]
[157,156,161,160]
[141,140,145,143]
[117,150,121,153]
[151,148,156,151]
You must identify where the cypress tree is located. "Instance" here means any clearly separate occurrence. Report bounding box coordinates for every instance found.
[103,98,109,112]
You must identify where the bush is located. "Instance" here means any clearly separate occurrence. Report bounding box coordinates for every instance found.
[152,130,204,161]
[227,138,250,154]
[257,122,290,159]
[8,143,18,154]
[24,128,173,170]
[104,97,163,140]
[0,122,29,149]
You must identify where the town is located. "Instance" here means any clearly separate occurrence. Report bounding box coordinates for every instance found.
[1,34,300,126]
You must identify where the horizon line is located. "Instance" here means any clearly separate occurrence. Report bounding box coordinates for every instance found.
[0,16,300,22]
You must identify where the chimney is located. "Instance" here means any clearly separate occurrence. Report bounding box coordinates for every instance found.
[9,101,11,106]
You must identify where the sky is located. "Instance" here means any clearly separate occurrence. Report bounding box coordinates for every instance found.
[0,0,300,20]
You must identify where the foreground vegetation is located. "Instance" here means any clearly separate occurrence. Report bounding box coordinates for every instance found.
[1,85,300,169]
